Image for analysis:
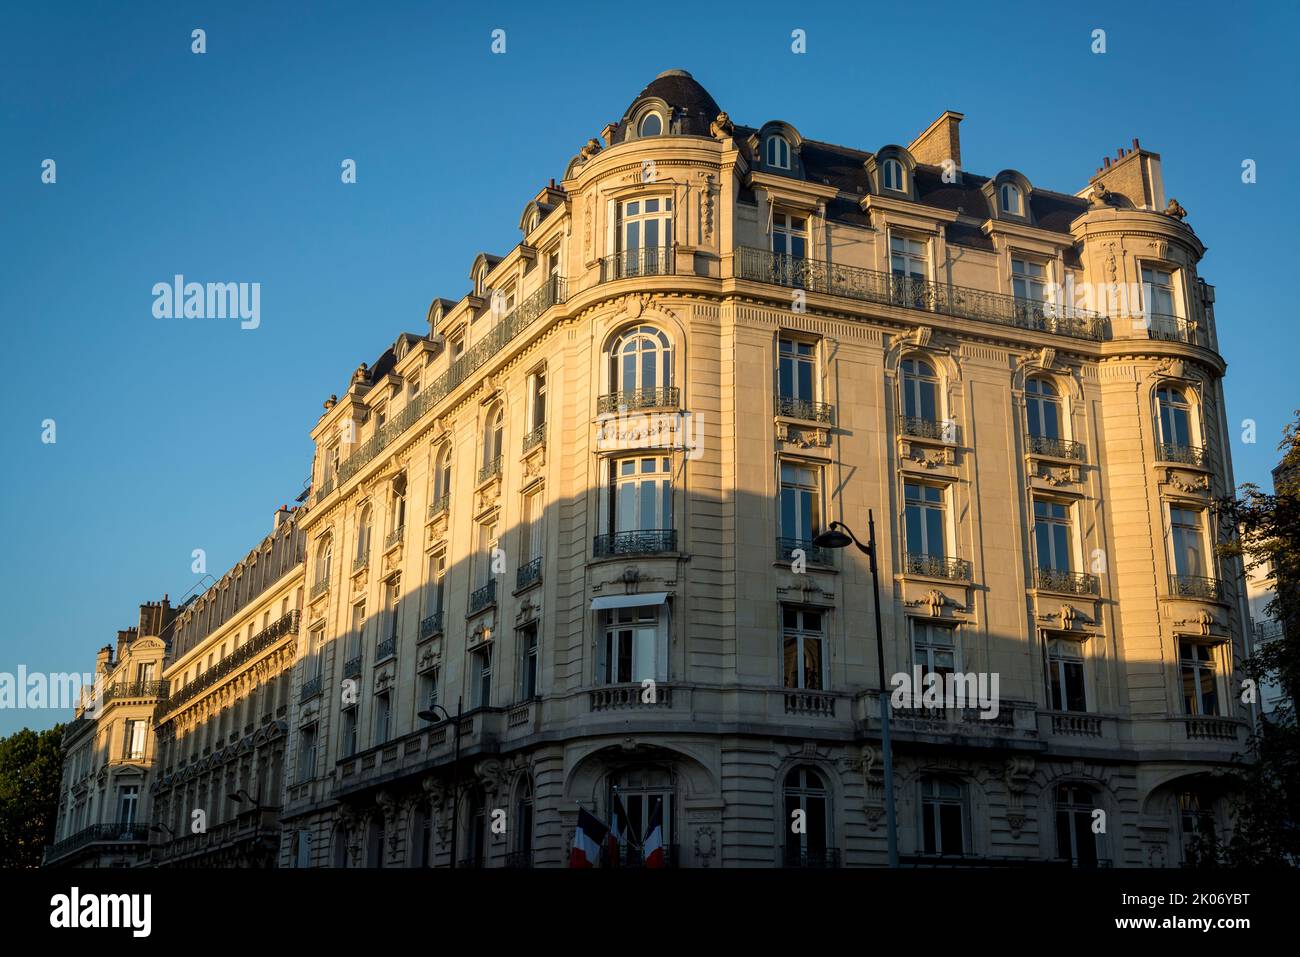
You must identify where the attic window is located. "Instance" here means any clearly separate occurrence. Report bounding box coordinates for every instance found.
[473,268,486,297]
[638,113,663,137]
[766,136,791,170]
[526,210,539,233]
[1000,183,1024,216]
[882,158,905,192]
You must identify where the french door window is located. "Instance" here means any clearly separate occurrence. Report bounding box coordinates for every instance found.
[1025,378,1062,439]
[912,621,958,684]
[1157,388,1195,449]
[779,462,821,553]
[1034,500,1074,572]
[1180,640,1219,716]
[1047,638,1088,712]
[904,481,947,558]
[900,357,940,424]
[619,197,673,274]
[602,606,663,684]
[1169,507,1206,578]
[782,607,825,690]
[1012,257,1046,303]
[920,777,966,855]
[1055,785,1100,865]
[608,456,673,535]
[783,767,830,863]
[778,338,816,403]
[890,234,927,305]
[772,212,807,258]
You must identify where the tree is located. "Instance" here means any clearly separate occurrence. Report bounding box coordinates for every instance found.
[0,725,65,868]
[1205,409,1300,866]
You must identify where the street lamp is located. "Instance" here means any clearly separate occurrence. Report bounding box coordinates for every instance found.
[813,511,899,867]
[228,788,261,812]
[418,695,464,869]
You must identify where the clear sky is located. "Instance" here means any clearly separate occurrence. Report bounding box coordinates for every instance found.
[1,0,1296,736]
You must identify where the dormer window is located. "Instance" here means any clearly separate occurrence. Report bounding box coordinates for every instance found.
[473,267,487,298]
[638,113,663,137]
[1000,182,1024,216]
[526,210,539,234]
[766,136,791,170]
[882,158,905,192]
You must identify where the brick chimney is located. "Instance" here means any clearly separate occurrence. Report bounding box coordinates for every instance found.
[95,645,114,676]
[115,628,137,663]
[138,595,176,639]
[1087,138,1165,210]
[908,110,964,173]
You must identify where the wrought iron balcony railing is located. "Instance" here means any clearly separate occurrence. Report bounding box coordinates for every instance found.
[516,556,542,591]
[352,555,368,574]
[101,680,168,705]
[428,493,450,518]
[1169,574,1223,601]
[784,847,842,868]
[775,395,834,424]
[300,674,322,702]
[593,529,677,558]
[385,526,405,550]
[522,422,545,453]
[478,456,503,485]
[1026,434,1086,461]
[898,415,957,443]
[420,611,444,640]
[736,246,1109,341]
[777,537,831,565]
[343,655,362,679]
[318,276,567,503]
[903,552,972,581]
[469,580,497,614]
[1255,618,1285,642]
[375,636,396,662]
[1034,567,1100,595]
[310,576,329,599]
[1144,312,1196,344]
[1156,442,1208,467]
[596,387,680,414]
[611,844,680,868]
[45,822,149,863]
[599,246,676,282]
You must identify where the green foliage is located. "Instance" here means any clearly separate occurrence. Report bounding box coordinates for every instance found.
[0,724,65,868]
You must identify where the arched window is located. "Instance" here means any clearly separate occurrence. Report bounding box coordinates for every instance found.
[1157,387,1196,452]
[315,536,333,587]
[482,406,504,476]
[919,776,966,856]
[1025,378,1062,440]
[1055,784,1101,866]
[882,157,905,191]
[355,504,372,567]
[431,444,452,512]
[766,136,790,169]
[473,265,487,298]
[638,112,663,137]
[783,766,832,866]
[1000,182,1023,215]
[608,325,673,400]
[900,357,940,425]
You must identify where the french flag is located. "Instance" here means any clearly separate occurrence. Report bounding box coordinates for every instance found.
[569,807,610,868]
[643,801,666,869]
[607,792,630,867]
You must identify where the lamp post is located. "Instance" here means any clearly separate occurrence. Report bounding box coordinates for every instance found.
[814,510,899,867]
[418,695,464,869]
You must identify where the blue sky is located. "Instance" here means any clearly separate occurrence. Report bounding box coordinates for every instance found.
[1,0,1296,736]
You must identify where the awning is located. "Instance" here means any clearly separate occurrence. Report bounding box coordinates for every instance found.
[590,592,669,612]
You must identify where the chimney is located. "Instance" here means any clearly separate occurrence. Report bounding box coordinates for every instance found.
[96,645,113,675]
[275,505,293,529]
[908,110,964,173]
[116,627,137,662]
[1087,140,1165,210]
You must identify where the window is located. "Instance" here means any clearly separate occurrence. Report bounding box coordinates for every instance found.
[611,767,673,861]
[124,720,147,760]
[340,706,358,758]
[355,504,372,566]
[1180,640,1219,716]
[1157,387,1195,450]
[117,785,139,826]
[518,623,539,699]
[520,488,543,568]
[419,667,440,720]
[374,692,391,746]
[619,197,673,269]
[424,552,446,623]
[1034,500,1074,572]
[904,481,947,558]
[900,357,939,423]
[783,767,830,864]
[1047,637,1088,712]
[476,519,499,588]
[306,626,324,680]
[1025,378,1061,440]
[607,456,673,534]
[771,211,806,259]
[1055,785,1100,866]
[389,473,407,537]
[1169,506,1207,578]
[473,645,493,708]
[482,405,504,475]
[890,235,927,306]
[294,829,313,868]
[1011,257,1046,303]
[1179,792,1216,864]
[315,536,333,587]
[464,790,488,868]
[515,781,535,862]
[383,576,401,645]
[608,325,673,396]
[449,330,465,360]
[638,112,662,137]
[782,607,825,690]
[373,403,387,435]
[920,777,966,856]
[779,461,821,551]
[298,724,318,782]
[778,338,816,403]
[882,157,905,192]
[431,444,452,511]
[912,621,958,684]
[601,605,665,684]
[348,601,366,663]
[766,135,791,169]
[473,266,486,298]
[136,662,155,684]
[528,368,547,432]
[326,443,341,482]
[1142,265,1176,320]
[1000,182,1023,216]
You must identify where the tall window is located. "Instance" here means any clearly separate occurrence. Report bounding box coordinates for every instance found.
[912,621,958,684]
[782,607,825,690]
[1142,265,1176,320]
[1025,378,1061,440]
[294,829,313,868]
[608,456,673,535]
[1046,637,1088,712]
[124,720,147,760]
[779,461,821,550]
[476,519,499,588]
[348,601,366,662]
[482,406,504,475]
[306,626,324,680]
[1011,257,1046,303]
[298,724,318,782]
[771,211,807,258]
[520,488,544,567]
[882,157,905,192]
[136,662,156,684]
[766,135,791,169]
[900,357,939,424]
[355,504,372,566]
[1000,182,1023,216]
[340,706,358,758]
[431,444,452,511]
[611,767,673,860]
[374,692,391,746]
[515,781,535,863]
[609,325,673,396]
[920,777,966,856]
[464,791,487,868]
[1180,640,1219,716]
[1034,500,1074,572]
[904,481,947,558]
[890,235,926,282]
[383,576,401,645]
[117,785,139,825]
[1169,506,1207,578]
[424,552,446,624]
[1157,387,1195,450]
[315,537,333,587]
[619,197,673,269]
[778,337,816,402]
[783,767,830,864]
[1179,792,1216,864]
[601,606,663,684]
[518,623,539,700]
[473,645,493,708]
[418,667,439,719]
[1055,785,1100,866]
[528,368,547,432]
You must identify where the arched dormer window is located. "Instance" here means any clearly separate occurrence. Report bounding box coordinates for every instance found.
[473,265,487,298]
[607,325,673,403]
[355,504,372,567]
[638,112,663,137]
[882,157,905,192]
[987,172,1033,222]
[766,135,791,170]
[1000,182,1023,216]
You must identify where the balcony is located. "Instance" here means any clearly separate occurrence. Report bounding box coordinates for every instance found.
[596,387,680,414]
[1047,712,1104,737]
[1169,574,1223,601]
[469,580,497,615]
[599,245,675,283]
[420,611,444,640]
[1026,434,1085,461]
[784,847,842,868]
[903,553,972,581]
[735,246,1108,342]
[427,494,450,519]
[1034,568,1100,595]
[320,276,567,503]
[101,680,168,705]
[516,556,542,591]
[300,674,322,702]
[1156,442,1208,467]
[477,456,503,485]
[352,555,368,574]
[612,844,680,868]
[590,683,674,711]
[593,529,677,558]
[775,395,834,424]
[1255,619,1285,642]
[898,415,956,443]
[154,611,298,719]
[385,526,405,550]
[504,850,534,869]
[375,636,396,662]
[1145,312,1197,345]
[522,422,545,453]
[777,537,832,565]
[784,691,837,717]
[310,576,329,599]
[343,655,362,680]
[1184,716,1240,741]
[44,822,149,865]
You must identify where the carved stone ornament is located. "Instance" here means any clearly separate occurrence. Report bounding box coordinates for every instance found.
[912,326,933,347]
[351,362,370,386]
[1003,758,1035,839]
[776,421,830,448]
[1037,346,1056,370]
[1089,182,1113,208]
[1164,198,1188,221]
[323,394,338,411]
[1166,470,1210,495]
[1175,609,1217,637]
[905,588,967,617]
[580,138,602,160]
[709,112,734,139]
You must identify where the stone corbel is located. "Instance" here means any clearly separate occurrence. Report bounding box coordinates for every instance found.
[1003,758,1035,839]
[904,588,968,617]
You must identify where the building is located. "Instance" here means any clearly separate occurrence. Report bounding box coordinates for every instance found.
[276,70,1252,869]
[1245,460,1294,719]
[45,599,174,867]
